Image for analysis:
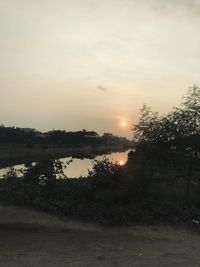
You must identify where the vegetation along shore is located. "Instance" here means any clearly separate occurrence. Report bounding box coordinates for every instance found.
[1,86,200,228]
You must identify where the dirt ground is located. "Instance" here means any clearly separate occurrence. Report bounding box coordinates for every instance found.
[0,203,200,267]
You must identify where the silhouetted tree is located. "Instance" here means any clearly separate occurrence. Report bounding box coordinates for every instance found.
[132,85,200,200]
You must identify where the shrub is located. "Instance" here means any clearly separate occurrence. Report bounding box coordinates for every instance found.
[23,159,67,185]
[88,158,121,188]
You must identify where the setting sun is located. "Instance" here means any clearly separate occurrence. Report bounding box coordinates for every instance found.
[120,121,127,128]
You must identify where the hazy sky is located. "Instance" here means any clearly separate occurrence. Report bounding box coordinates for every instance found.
[1,0,200,138]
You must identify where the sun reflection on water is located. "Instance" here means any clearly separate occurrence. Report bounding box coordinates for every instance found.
[118,159,125,166]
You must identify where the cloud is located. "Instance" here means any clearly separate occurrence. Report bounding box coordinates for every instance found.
[97,85,108,92]
[145,0,200,15]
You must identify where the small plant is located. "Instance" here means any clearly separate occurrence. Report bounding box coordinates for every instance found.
[23,159,70,185]
[88,158,120,188]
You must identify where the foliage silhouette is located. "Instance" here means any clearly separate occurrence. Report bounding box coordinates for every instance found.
[132,85,200,200]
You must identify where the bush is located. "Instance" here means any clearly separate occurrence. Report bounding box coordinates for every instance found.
[88,158,121,188]
[23,159,67,185]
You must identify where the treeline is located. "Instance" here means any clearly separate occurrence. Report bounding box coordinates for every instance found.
[0,127,132,147]
[133,85,200,153]
[132,85,200,199]
[1,86,200,225]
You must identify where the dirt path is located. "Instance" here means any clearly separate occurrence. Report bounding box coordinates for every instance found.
[0,203,200,267]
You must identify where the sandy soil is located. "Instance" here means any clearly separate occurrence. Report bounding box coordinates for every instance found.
[0,203,200,267]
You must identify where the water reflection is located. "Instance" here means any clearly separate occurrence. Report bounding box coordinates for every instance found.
[60,150,130,178]
[0,164,25,178]
[0,150,130,178]
[118,160,125,166]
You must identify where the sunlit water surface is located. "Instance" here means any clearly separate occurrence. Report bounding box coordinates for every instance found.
[0,150,131,178]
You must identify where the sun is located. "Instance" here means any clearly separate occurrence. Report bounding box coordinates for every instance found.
[120,121,127,128]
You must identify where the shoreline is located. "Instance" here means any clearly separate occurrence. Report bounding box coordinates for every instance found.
[0,144,133,168]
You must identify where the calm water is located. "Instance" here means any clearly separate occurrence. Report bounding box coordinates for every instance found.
[0,150,130,178]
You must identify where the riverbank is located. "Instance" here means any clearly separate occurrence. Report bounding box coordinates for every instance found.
[1,150,200,229]
[0,144,133,168]
[1,203,200,267]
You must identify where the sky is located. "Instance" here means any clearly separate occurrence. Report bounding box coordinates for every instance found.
[1,0,200,138]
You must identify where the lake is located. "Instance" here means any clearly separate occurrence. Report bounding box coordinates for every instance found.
[0,150,131,178]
